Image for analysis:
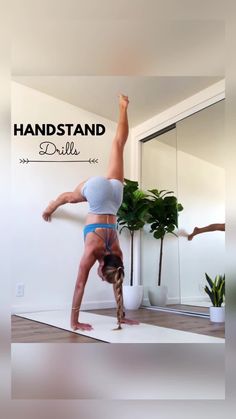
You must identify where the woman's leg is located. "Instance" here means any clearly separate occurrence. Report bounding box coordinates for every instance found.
[42,181,86,221]
[106,94,129,182]
[188,223,225,240]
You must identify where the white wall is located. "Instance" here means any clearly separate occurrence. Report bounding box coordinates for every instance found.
[11,82,131,313]
[0,75,11,322]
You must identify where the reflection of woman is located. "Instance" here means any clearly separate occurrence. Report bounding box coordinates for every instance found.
[42,95,138,331]
[188,223,225,241]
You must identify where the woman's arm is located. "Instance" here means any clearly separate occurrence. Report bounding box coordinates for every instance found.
[70,250,97,331]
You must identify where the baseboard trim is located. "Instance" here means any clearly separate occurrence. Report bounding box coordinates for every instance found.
[142,297,182,307]
[12,300,116,315]
[143,306,210,318]
[181,297,209,304]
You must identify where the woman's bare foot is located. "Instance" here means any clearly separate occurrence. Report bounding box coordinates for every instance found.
[119,94,129,108]
[188,227,199,241]
[42,201,55,222]
[42,210,52,222]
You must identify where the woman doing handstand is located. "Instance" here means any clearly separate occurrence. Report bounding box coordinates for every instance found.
[42,95,138,331]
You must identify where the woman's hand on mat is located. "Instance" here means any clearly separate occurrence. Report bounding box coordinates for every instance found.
[71,322,93,331]
[121,318,139,325]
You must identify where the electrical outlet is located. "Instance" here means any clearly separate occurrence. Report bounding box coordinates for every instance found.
[16,283,24,297]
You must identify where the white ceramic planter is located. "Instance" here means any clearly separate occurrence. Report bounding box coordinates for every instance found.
[123,285,144,310]
[148,285,168,307]
[209,306,225,323]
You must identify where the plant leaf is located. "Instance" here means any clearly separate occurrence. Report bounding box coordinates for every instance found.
[205,273,214,288]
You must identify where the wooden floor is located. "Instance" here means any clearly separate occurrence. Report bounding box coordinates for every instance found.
[168,304,209,313]
[11,307,225,343]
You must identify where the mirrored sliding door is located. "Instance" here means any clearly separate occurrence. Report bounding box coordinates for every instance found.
[177,100,225,308]
[140,99,225,313]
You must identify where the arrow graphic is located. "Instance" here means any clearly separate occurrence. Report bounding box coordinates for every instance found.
[19,158,98,164]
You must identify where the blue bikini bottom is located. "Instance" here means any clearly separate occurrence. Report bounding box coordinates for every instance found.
[83,223,117,241]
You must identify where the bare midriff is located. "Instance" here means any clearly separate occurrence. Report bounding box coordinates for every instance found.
[85,213,117,225]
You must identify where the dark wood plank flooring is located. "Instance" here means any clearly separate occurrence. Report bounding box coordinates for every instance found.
[12,307,224,343]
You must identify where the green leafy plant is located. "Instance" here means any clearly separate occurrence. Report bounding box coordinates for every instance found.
[204,273,225,307]
[117,179,149,286]
[147,189,183,287]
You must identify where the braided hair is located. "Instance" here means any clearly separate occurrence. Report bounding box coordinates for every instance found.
[102,254,124,330]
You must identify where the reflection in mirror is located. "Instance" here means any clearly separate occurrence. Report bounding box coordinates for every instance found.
[140,99,225,314]
[177,100,225,309]
[141,127,181,308]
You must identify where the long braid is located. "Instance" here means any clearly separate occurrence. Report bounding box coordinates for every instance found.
[101,256,124,331]
[113,268,124,330]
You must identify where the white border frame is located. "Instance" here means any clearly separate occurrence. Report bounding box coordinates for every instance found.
[130,79,225,286]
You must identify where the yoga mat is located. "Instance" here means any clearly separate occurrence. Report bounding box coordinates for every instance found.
[15,310,225,344]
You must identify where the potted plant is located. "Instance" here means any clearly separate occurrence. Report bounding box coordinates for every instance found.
[147,189,183,306]
[117,179,149,309]
[204,273,225,322]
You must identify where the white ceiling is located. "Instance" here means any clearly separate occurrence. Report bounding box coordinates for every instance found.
[11,20,224,77]
[10,0,227,22]
[12,16,224,126]
[13,76,223,127]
